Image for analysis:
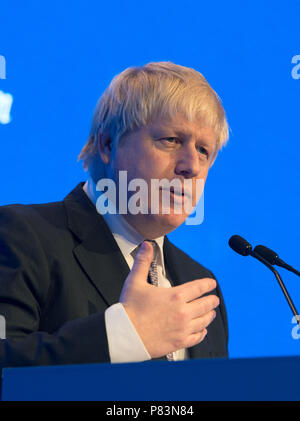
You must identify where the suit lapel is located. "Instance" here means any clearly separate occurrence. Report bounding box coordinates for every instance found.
[64,182,130,306]
[163,237,212,360]
[163,237,184,287]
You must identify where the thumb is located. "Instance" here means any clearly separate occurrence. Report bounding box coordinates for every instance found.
[128,241,153,286]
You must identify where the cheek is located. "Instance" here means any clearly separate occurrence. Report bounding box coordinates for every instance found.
[115,144,174,183]
[149,151,174,176]
[113,152,148,187]
[197,166,209,183]
[114,148,131,171]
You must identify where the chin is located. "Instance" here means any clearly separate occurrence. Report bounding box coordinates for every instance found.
[151,213,187,234]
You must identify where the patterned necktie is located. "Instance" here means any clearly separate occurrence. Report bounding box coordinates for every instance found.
[144,240,174,362]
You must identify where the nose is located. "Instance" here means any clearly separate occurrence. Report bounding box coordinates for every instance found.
[174,144,201,178]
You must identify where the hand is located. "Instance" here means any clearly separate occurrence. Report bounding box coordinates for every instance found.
[119,241,219,358]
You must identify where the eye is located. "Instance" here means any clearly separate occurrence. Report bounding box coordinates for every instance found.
[161,137,179,143]
[158,137,181,147]
[197,145,209,157]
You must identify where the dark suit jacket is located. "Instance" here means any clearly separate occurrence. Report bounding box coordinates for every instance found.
[0,182,228,369]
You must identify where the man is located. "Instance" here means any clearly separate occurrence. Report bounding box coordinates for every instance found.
[0,62,229,368]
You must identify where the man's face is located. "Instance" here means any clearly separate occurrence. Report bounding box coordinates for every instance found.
[106,112,217,238]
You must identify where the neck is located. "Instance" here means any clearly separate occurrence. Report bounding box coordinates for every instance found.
[83,178,167,240]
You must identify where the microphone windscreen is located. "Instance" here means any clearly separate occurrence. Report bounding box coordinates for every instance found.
[253,245,278,265]
[228,235,252,256]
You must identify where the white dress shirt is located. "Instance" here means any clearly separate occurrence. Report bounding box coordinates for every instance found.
[82,178,187,363]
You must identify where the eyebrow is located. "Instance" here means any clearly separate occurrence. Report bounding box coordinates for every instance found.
[173,129,216,150]
[150,126,216,150]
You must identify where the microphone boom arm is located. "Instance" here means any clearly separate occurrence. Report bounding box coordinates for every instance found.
[251,250,300,327]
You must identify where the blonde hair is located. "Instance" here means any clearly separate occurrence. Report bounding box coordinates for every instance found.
[78,61,229,181]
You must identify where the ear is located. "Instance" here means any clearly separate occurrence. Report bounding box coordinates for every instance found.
[97,130,113,164]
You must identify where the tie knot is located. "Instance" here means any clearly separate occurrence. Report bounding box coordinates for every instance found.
[145,239,158,262]
[131,240,158,262]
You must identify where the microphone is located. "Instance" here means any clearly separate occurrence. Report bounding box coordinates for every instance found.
[228,235,252,256]
[229,235,300,327]
[253,245,300,277]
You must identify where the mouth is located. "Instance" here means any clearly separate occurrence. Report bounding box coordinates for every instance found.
[170,187,183,196]
[161,187,192,200]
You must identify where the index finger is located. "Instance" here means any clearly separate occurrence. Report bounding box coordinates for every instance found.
[174,278,217,303]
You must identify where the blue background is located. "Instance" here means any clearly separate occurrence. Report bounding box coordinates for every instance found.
[0,0,299,358]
